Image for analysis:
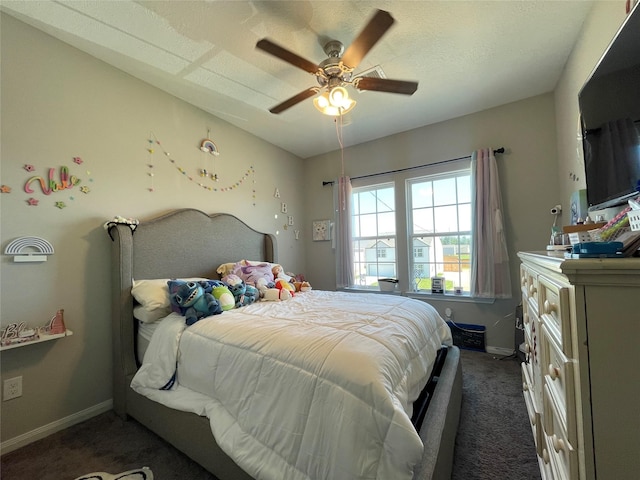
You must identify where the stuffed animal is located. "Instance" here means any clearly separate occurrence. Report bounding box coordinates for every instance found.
[212,284,235,311]
[227,280,259,308]
[245,284,259,301]
[263,287,292,301]
[221,274,243,287]
[254,277,275,298]
[293,281,312,292]
[275,279,295,297]
[272,264,294,282]
[169,280,222,325]
[236,262,274,286]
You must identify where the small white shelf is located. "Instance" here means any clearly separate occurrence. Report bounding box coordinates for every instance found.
[0,330,73,351]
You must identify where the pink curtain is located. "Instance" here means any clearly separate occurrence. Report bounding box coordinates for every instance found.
[470,148,512,298]
[336,176,354,288]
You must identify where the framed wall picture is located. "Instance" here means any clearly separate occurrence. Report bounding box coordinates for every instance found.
[312,220,331,241]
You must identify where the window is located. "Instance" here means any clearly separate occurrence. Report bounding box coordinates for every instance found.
[351,184,396,287]
[408,171,471,294]
[350,165,472,295]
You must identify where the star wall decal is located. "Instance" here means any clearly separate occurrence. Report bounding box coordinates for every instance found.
[55,201,66,209]
[27,197,39,206]
[0,185,11,193]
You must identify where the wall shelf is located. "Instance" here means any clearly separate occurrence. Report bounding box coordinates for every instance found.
[0,330,73,351]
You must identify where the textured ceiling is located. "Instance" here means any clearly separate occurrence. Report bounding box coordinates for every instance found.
[1,1,595,158]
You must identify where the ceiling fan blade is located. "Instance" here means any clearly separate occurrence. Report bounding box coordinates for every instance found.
[256,39,320,74]
[341,9,395,70]
[355,77,418,95]
[269,87,319,114]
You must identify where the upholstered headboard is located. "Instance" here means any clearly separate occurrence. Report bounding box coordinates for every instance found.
[109,209,277,416]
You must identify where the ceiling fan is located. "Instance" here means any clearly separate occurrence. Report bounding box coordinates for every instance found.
[256,9,418,115]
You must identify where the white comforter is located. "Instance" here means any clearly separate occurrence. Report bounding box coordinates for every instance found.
[131,290,452,480]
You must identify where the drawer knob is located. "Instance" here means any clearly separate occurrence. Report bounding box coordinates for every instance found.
[523,382,529,392]
[552,435,565,453]
[529,285,537,295]
[544,300,556,315]
[524,312,530,325]
[525,343,532,353]
[548,364,561,380]
[542,447,550,464]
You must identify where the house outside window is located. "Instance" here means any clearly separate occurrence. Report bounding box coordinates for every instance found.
[350,163,472,295]
[408,171,471,293]
[351,184,396,287]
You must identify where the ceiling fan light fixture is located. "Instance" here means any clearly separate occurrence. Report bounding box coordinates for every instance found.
[313,87,356,116]
[329,86,348,106]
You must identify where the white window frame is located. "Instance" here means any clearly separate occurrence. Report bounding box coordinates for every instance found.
[350,182,396,289]
[407,169,472,296]
[346,159,473,298]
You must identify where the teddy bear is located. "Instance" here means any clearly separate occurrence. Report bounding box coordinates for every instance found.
[169,280,222,325]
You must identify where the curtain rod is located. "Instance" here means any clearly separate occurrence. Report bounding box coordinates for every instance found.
[322,147,505,186]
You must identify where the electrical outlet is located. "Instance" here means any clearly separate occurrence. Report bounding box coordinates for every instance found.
[3,376,22,401]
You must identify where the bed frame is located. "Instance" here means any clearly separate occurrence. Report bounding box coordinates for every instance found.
[110,208,462,480]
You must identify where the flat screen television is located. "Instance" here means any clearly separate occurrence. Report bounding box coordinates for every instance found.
[579,5,640,211]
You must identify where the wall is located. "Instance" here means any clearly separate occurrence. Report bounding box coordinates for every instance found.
[0,14,305,448]
[303,93,560,351]
[555,1,629,215]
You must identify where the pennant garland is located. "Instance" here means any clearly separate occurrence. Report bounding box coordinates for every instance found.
[147,134,256,196]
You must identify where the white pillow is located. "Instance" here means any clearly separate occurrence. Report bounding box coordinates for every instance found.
[131,278,206,323]
[133,305,170,324]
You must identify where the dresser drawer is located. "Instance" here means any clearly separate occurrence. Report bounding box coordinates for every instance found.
[540,324,577,446]
[523,323,541,392]
[522,363,543,457]
[538,275,572,356]
[520,264,540,317]
[543,385,579,480]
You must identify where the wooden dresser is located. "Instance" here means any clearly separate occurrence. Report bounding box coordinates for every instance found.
[518,251,640,480]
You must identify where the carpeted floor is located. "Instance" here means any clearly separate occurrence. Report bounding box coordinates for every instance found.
[451,350,541,479]
[1,349,540,480]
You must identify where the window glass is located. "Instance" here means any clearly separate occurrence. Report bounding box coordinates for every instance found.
[350,166,471,296]
[409,171,472,294]
[351,184,396,289]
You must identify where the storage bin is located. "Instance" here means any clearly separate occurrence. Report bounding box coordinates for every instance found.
[378,278,398,292]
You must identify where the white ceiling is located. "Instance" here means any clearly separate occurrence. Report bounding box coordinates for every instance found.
[1,0,595,159]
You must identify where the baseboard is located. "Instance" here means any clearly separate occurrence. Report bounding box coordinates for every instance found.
[0,399,113,454]
[486,346,516,356]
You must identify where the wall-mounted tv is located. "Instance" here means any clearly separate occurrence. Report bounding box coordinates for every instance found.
[579,5,640,211]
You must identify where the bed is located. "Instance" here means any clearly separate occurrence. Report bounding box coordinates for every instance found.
[110,208,462,480]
